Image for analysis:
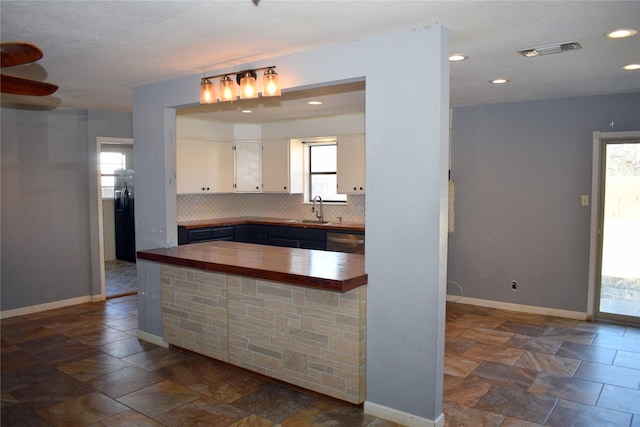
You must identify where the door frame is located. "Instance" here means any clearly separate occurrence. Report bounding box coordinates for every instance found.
[94,137,134,300]
[588,131,640,320]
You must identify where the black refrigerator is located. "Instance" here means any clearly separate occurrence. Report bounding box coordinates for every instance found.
[114,169,136,262]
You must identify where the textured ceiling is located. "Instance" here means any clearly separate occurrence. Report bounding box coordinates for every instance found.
[1,1,639,122]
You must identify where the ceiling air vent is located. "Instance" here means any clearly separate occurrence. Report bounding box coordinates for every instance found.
[518,41,582,57]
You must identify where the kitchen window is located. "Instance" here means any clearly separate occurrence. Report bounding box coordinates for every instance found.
[100,152,126,198]
[308,143,347,202]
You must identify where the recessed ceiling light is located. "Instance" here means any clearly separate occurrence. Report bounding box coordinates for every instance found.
[490,78,510,84]
[241,109,252,113]
[622,63,640,70]
[605,28,637,39]
[307,101,323,105]
[449,54,468,62]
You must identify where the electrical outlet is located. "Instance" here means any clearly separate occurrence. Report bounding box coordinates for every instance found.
[511,280,518,290]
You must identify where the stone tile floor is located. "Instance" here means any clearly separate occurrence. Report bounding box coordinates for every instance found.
[0,295,397,426]
[104,260,137,298]
[444,302,640,426]
[2,295,639,426]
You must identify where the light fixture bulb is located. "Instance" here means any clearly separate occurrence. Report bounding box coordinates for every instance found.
[605,28,637,39]
[622,63,640,70]
[239,72,258,99]
[199,78,215,104]
[449,54,468,62]
[219,75,236,102]
[262,68,281,97]
[490,78,509,84]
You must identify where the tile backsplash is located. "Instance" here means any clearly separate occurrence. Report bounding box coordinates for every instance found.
[177,193,365,223]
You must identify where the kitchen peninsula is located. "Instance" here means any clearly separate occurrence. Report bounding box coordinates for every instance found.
[137,239,367,403]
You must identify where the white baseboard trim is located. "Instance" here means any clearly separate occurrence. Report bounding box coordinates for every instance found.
[137,330,169,348]
[364,402,444,427]
[0,295,93,319]
[92,294,106,303]
[447,295,587,320]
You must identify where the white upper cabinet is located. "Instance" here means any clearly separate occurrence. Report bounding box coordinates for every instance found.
[234,141,262,192]
[336,134,365,195]
[262,138,303,194]
[176,139,233,194]
[176,139,205,194]
[209,141,234,193]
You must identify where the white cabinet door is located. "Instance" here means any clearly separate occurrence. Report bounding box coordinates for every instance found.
[337,134,365,195]
[234,141,262,192]
[262,138,303,193]
[177,139,206,194]
[206,141,234,193]
[176,139,233,194]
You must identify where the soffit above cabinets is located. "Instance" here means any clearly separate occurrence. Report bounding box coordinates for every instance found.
[177,81,365,124]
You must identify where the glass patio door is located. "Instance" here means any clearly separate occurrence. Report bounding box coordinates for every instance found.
[596,139,640,322]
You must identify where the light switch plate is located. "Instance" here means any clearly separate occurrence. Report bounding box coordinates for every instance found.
[581,195,589,206]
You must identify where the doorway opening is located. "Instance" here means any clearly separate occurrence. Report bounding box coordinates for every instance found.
[592,133,640,323]
[97,137,136,298]
[105,259,137,298]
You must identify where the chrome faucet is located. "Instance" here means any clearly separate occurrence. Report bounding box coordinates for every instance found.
[311,195,324,222]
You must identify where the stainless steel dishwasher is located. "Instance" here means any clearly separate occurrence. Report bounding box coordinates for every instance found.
[326,232,365,254]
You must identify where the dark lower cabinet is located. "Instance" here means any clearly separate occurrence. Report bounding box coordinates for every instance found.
[179,223,356,253]
[267,226,325,250]
[178,225,233,245]
[179,224,268,245]
[250,225,268,245]
[233,224,251,243]
[268,237,300,248]
[233,224,268,245]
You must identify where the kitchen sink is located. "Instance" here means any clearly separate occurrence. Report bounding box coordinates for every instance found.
[285,219,331,225]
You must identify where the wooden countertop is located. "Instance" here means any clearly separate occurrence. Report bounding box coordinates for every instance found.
[137,241,367,292]
[178,216,365,232]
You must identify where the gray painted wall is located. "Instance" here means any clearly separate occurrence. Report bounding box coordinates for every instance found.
[133,26,449,423]
[448,93,640,312]
[1,107,132,310]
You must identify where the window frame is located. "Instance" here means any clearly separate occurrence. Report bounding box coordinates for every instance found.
[307,141,347,203]
[100,152,127,199]
[100,148,129,199]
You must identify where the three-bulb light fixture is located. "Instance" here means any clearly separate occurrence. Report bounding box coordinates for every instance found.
[200,66,281,104]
